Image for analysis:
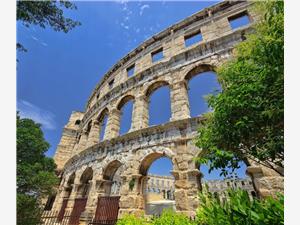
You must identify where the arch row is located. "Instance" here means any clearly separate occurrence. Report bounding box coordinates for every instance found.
[53,140,279,218]
[73,63,218,156]
[53,144,202,218]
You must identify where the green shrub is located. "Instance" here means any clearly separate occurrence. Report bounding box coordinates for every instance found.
[116,213,149,225]
[196,189,284,225]
[117,209,195,225]
[151,209,195,225]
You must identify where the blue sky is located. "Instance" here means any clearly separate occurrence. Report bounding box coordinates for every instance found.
[17,1,248,180]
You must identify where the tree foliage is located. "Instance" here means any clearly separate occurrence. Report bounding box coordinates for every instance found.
[195,0,284,176]
[17,113,58,225]
[17,0,81,51]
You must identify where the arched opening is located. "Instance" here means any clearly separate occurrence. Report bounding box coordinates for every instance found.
[117,95,134,135]
[78,167,93,198]
[97,108,108,141]
[102,160,125,196]
[139,153,175,216]
[146,81,171,126]
[251,191,257,198]
[86,121,92,135]
[185,65,221,117]
[69,169,92,225]
[44,194,56,211]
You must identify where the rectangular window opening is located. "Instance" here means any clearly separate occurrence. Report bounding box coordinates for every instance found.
[228,11,250,30]
[127,64,135,77]
[151,48,164,62]
[184,31,203,47]
[108,79,114,89]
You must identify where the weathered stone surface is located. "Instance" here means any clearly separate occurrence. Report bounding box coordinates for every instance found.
[174,190,189,210]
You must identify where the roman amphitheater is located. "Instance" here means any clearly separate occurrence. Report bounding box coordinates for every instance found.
[49,1,283,224]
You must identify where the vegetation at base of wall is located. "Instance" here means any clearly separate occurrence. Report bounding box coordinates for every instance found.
[195,0,284,176]
[150,209,196,225]
[117,214,151,225]
[117,209,196,225]
[116,189,283,225]
[196,189,284,225]
[17,113,59,225]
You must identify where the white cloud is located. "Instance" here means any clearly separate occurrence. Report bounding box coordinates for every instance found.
[115,0,128,4]
[31,35,38,41]
[139,4,150,15]
[31,35,48,47]
[17,100,56,130]
[120,22,130,30]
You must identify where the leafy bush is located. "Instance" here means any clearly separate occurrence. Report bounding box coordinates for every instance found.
[151,209,195,225]
[196,189,284,225]
[116,214,150,225]
[117,209,195,225]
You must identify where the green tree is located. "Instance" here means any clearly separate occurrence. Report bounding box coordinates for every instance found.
[195,1,284,176]
[17,0,81,52]
[17,113,59,225]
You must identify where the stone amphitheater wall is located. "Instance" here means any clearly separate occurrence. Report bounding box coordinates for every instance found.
[52,1,283,221]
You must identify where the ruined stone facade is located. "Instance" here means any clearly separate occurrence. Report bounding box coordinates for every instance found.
[203,178,256,201]
[51,1,283,222]
[145,175,256,203]
[145,174,175,202]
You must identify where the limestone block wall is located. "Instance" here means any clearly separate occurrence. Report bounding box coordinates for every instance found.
[52,1,283,222]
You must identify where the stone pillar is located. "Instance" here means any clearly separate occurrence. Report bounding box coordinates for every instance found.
[66,175,81,211]
[246,164,284,198]
[66,182,80,211]
[170,80,190,121]
[52,181,67,211]
[86,120,100,148]
[118,174,144,218]
[80,180,98,222]
[104,109,121,139]
[131,95,149,131]
[76,129,89,154]
[172,169,201,217]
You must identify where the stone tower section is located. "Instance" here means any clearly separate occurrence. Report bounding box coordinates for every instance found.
[53,111,84,171]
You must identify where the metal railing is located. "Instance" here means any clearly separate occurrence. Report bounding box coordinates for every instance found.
[88,219,117,225]
[39,210,73,225]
